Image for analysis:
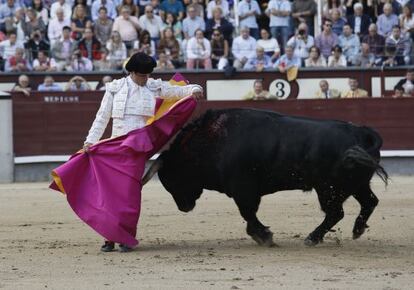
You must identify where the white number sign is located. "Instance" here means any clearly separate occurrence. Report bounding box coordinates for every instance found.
[269,79,291,99]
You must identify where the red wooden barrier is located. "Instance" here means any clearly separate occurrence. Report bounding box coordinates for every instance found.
[12,92,414,156]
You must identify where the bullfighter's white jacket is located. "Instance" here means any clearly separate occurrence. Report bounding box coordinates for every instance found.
[85,76,202,144]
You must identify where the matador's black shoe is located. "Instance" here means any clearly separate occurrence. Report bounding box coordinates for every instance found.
[100,241,115,252]
[118,244,133,253]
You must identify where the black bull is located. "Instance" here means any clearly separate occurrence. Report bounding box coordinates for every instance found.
[143,108,388,246]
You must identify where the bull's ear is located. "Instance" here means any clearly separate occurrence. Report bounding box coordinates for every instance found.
[142,156,163,185]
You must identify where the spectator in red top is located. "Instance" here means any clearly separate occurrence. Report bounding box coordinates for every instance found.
[78,27,102,63]
[4,47,32,72]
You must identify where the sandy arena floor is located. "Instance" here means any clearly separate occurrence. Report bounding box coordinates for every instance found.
[0,176,413,289]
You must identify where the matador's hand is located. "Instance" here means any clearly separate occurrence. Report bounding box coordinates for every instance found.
[83,142,93,153]
[192,91,203,100]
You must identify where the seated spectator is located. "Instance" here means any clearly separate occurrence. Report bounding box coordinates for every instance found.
[24,29,50,62]
[94,7,113,46]
[52,26,77,71]
[97,75,113,90]
[328,45,347,67]
[187,0,204,19]
[160,0,185,21]
[330,8,346,36]
[38,76,62,91]
[352,43,375,67]
[314,80,340,99]
[112,5,141,50]
[133,29,156,57]
[106,30,127,70]
[150,0,161,16]
[265,0,291,52]
[72,0,92,19]
[68,49,93,71]
[71,4,92,41]
[31,0,49,26]
[21,8,46,39]
[315,19,338,59]
[139,5,164,42]
[117,0,139,17]
[78,28,102,64]
[394,70,414,96]
[385,25,411,65]
[377,3,399,37]
[338,24,360,63]
[392,86,405,98]
[65,76,92,91]
[163,12,183,41]
[238,0,261,40]
[4,47,32,72]
[0,32,23,60]
[154,52,175,70]
[232,27,257,69]
[50,0,72,21]
[182,4,205,41]
[210,28,229,69]
[362,24,385,61]
[33,50,58,72]
[4,8,25,45]
[244,46,272,71]
[342,78,368,98]
[347,3,371,37]
[274,45,301,73]
[91,0,117,22]
[205,7,233,43]
[371,0,399,17]
[287,23,314,62]
[186,29,212,69]
[12,74,31,96]
[0,0,21,33]
[400,5,414,38]
[48,8,71,47]
[323,0,346,20]
[206,0,230,20]
[157,27,181,67]
[257,28,280,62]
[94,48,113,70]
[382,45,399,67]
[305,46,327,67]
[243,80,272,100]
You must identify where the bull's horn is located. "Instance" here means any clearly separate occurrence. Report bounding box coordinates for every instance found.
[142,157,163,185]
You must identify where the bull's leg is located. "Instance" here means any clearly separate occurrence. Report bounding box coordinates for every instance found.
[352,185,379,239]
[305,192,347,246]
[233,195,275,247]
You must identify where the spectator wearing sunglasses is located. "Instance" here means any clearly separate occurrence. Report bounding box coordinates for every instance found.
[139,5,164,43]
[315,19,338,59]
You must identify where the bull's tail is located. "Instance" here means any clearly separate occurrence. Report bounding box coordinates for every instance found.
[341,146,389,185]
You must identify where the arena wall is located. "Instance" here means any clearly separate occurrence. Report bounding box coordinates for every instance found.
[2,69,414,182]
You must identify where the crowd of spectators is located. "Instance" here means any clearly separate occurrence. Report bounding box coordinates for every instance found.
[2,0,414,73]
[10,69,414,98]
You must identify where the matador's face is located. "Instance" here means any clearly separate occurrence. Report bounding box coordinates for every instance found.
[130,72,149,87]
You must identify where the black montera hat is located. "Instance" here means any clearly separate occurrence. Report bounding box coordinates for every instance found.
[125,52,157,74]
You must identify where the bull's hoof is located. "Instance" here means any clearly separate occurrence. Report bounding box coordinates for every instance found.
[353,224,369,240]
[304,236,322,246]
[250,228,276,247]
[352,223,369,240]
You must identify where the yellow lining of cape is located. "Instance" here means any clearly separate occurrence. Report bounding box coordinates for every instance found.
[52,170,66,195]
[145,78,188,125]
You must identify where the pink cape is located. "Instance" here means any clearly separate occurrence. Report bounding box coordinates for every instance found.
[50,96,197,247]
